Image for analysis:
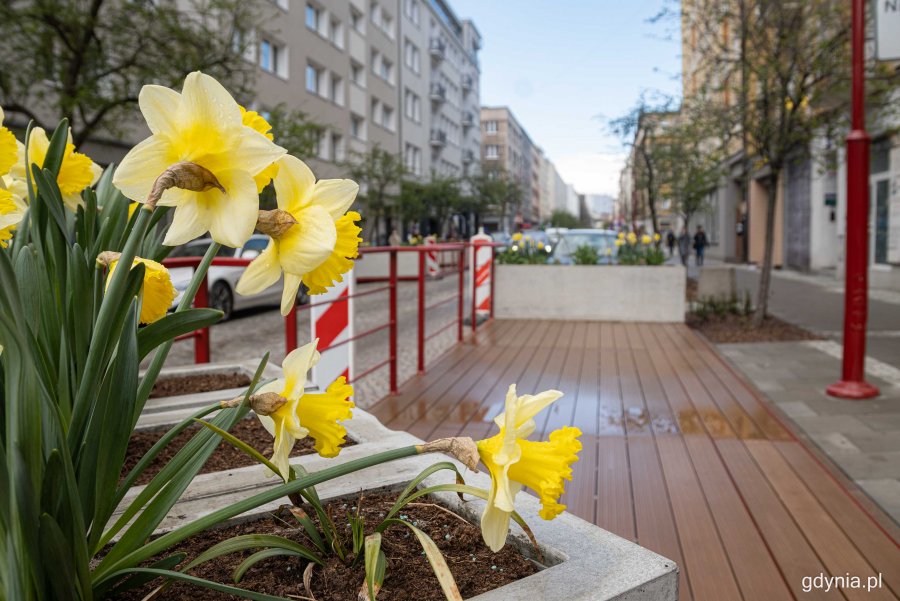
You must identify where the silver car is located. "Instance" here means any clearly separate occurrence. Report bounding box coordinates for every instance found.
[167,235,308,320]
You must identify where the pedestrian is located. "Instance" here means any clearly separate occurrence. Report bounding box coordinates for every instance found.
[388,229,401,247]
[693,225,708,266]
[677,228,691,266]
[666,230,676,257]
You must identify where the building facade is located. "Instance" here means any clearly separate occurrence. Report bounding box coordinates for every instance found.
[480,105,536,227]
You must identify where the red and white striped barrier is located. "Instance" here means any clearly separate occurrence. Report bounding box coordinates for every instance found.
[310,271,354,389]
[425,236,440,277]
[470,229,493,317]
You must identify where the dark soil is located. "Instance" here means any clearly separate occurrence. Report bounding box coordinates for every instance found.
[687,312,822,343]
[111,492,539,600]
[150,372,252,399]
[686,277,698,302]
[123,419,354,486]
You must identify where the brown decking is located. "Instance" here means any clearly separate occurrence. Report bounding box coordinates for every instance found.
[369,320,900,601]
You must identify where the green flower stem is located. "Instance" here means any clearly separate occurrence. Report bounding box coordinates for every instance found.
[67,205,153,450]
[133,241,221,423]
[93,444,421,585]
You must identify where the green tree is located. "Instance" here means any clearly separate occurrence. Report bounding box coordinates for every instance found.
[0,0,262,145]
[468,168,522,232]
[344,146,405,243]
[266,105,325,159]
[549,210,580,229]
[420,175,463,238]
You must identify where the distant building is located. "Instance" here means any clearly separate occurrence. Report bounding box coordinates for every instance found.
[480,106,536,227]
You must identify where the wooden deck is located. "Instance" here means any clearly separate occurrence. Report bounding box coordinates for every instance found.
[369,320,900,601]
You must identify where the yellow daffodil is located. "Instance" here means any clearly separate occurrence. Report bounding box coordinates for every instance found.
[127,202,140,220]
[240,106,280,192]
[106,257,177,324]
[255,340,355,479]
[112,72,286,247]
[641,234,651,245]
[10,126,101,212]
[605,247,613,256]
[653,232,661,242]
[626,232,637,244]
[617,232,625,240]
[614,238,624,247]
[511,232,523,242]
[0,107,17,177]
[476,384,582,552]
[236,155,360,314]
[537,241,544,250]
[0,185,24,248]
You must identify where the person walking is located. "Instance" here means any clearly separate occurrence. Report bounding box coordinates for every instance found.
[666,230,676,257]
[677,228,691,266]
[693,225,708,266]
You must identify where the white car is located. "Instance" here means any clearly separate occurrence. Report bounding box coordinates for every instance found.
[167,235,308,320]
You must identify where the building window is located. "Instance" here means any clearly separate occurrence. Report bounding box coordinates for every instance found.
[371,2,381,27]
[404,0,420,24]
[486,145,499,159]
[350,114,365,140]
[404,40,420,73]
[371,98,381,124]
[405,143,421,175]
[370,49,381,76]
[260,39,286,77]
[330,133,344,162]
[350,7,364,33]
[382,105,395,131]
[306,63,323,94]
[380,57,393,83]
[306,4,320,31]
[329,74,344,105]
[404,89,420,123]
[317,130,329,161]
[485,121,498,135]
[328,17,343,47]
[381,12,394,38]
[350,61,365,86]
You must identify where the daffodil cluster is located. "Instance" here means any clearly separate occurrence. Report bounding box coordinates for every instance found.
[0,109,25,246]
[112,72,362,315]
[253,339,355,480]
[476,385,582,552]
[497,232,550,265]
[616,230,666,266]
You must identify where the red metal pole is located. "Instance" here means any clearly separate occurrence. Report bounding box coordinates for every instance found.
[827,0,879,400]
[194,272,210,364]
[285,304,298,355]
[470,244,477,335]
[489,246,496,320]
[458,247,465,341]
[389,248,398,394]
[417,250,426,373]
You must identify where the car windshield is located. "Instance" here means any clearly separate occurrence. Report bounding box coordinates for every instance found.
[556,232,616,256]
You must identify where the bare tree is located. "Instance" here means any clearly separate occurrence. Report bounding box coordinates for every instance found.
[0,0,262,145]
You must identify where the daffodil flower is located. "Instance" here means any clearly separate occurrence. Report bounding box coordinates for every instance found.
[105,256,178,324]
[511,232,523,242]
[0,107,18,178]
[653,232,661,242]
[476,384,582,552]
[626,232,637,244]
[617,232,625,240]
[255,340,355,480]
[236,155,361,315]
[0,183,24,248]
[10,126,101,212]
[112,72,286,248]
[240,107,280,192]
[641,234,651,245]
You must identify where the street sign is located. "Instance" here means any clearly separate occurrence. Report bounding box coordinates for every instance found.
[876,0,900,61]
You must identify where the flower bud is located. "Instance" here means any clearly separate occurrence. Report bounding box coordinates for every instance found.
[255,209,298,239]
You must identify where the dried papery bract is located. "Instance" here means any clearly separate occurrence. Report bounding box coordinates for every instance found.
[255,208,298,239]
[146,161,225,209]
[418,437,480,472]
[220,392,287,416]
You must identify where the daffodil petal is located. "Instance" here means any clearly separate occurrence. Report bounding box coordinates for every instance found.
[513,389,564,431]
[204,169,257,248]
[230,126,287,180]
[273,155,315,214]
[278,204,337,275]
[140,85,182,137]
[163,199,209,246]
[113,136,174,202]
[281,340,320,399]
[180,71,242,131]
[480,499,512,553]
[311,179,359,220]
[236,242,281,296]
[281,272,303,317]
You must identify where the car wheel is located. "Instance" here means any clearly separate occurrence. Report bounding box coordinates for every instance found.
[210,281,234,320]
[296,283,310,306]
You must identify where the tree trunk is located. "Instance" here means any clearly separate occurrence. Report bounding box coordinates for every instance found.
[753,172,779,326]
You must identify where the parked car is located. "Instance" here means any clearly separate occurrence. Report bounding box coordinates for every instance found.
[544,227,569,246]
[550,229,618,265]
[167,235,309,320]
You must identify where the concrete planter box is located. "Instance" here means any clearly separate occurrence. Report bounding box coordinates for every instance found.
[495,265,686,322]
[697,266,737,302]
[127,376,678,600]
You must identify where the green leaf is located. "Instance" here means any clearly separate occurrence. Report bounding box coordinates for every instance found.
[106,553,187,596]
[137,308,223,360]
[364,533,386,601]
[382,462,464,525]
[39,514,85,601]
[182,534,323,574]
[233,549,307,583]
[382,519,462,601]
[104,568,292,601]
[31,165,68,235]
[192,418,281,476]
[287,506,327,556]
[41,119,70,175]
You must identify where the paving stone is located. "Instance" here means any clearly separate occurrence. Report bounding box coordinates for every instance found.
[828,450,900,480]
[855,479,900,524]
[790,415,875,435]
[776,401,818,418]
[844,430,900,454]
[811,432,861,454]
[856,413,900,432]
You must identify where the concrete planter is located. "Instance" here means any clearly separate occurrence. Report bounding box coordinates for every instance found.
[495,264,686,322]
[128,375,678,600]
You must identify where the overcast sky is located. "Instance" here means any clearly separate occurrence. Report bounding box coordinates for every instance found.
[451,0,683,197]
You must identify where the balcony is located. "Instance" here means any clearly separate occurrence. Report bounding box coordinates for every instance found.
[429,128,447,148]
[461,74,473,93]
[462,149,474,163]
[429,38,446,61]
[429,83,447,103]
[461,111,474,128]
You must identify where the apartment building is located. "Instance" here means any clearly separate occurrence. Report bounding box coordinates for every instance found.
[398,0,482,181]
[480,106,536,226]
